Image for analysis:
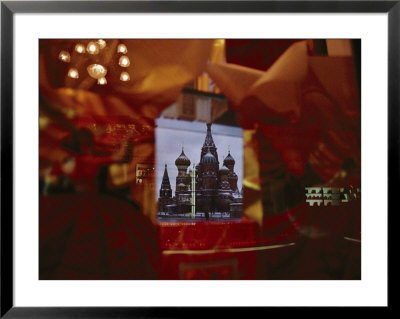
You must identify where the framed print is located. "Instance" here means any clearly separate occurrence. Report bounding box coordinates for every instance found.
[1,0,395,317]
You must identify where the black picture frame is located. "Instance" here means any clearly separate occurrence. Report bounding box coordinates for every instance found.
[1,1,394,317]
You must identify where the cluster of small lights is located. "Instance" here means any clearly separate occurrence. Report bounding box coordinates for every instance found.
[59,39,131,85]
[117,43,131,81]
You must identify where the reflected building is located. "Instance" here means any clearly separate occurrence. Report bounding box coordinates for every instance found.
[158,123,242,218]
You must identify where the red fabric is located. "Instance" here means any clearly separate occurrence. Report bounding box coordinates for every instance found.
[67,154,114,185]
[158,220,259,279]
[159,219,258,251]
[226,39,301,71]
[158,199,360,279]
[39,194,159,279]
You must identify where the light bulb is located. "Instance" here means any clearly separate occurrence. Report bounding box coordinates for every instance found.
[87,64,107,79]
[75,44,85,54]
[58,51,70,63]
[120,72,130,82]
[68,68,79,79]
[87,41,100,55]
[97,77,107,85]
[97,39,106,49]
[117,44,128,54]
[119,56,130,67]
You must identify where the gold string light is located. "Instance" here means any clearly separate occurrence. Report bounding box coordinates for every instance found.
[75,44,85,54]
[120,71,130,82]
[97,77,107,85]
[68,68,79,79]
[119,56,130,67]
[87,64,108,79]
[58,51,70,63]
[87,41,100,55]
[117,44,128,54]
[97,39,106,49]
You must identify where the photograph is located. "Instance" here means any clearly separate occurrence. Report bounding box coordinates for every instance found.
[38,38,361,280]
[2,1,395,313]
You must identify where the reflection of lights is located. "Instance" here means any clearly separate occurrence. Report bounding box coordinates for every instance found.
[68,68,79,79]
[58,51,70,62]
[97,77,107,85]
[75,44,85,53]
[39,116,50,130]
[87,41,100,55]
[117,44,127,54]
[97,39,106,49]
[87,64,107,79]
[120,71,130,81]
[214,39,225,47]
[65,108,76,119]
[119,56,130,67]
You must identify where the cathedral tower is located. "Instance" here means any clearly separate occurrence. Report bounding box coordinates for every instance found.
[158,122,242,218]
[174,148,191,213]
[223,151,238,191]
[200,123,219,164]
[158,164,173,212]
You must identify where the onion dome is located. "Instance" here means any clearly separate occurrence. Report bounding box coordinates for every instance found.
[201,150,217,164]
[175,149,190,167]
[219,165,230,175]
[223,151,235,166]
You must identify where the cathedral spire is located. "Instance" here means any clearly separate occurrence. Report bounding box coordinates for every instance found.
[159,164,172,198]
[203,123,216,148]
[162,164,171,185]
[201,123,218,163]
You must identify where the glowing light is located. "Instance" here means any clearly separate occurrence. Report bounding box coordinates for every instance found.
[214,39,225,47]
[58,51,70,63]
[68,68,79,79]
[65,108,76,119]
[97,77,107,85]
[117,44,128,54]
[75,44,85,53]
[87,64,107,79]
[39,116,50,130]
[87,41,100,55]
[97,39,106,49]
[120,72,130,82]
[119,56,130,67]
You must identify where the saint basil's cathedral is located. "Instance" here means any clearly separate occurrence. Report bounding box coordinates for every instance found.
[158,123,243,218]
